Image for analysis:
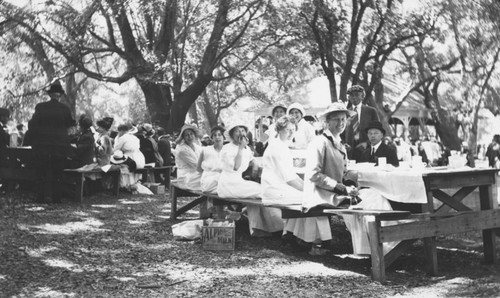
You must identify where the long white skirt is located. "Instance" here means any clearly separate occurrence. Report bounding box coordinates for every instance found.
[200,171,220,194]
[246,205,284,235]
[217,173,261,199]
[177,168,202,191]
[261,183,303,206]
[284,217,332,243]
[341,188,399,255]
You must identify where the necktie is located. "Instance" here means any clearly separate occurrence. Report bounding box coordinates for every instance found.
[352,107,360,141]
[370,146,376,162]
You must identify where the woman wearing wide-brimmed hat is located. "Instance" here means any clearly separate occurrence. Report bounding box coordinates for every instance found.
[196,126,225,193]
[217,123,283,236]
[287,102,315,150]
[113,123,146,190]
[173,124,202,190]
[305,102,394,255]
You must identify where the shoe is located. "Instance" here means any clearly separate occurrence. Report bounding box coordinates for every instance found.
[308,245,329,256]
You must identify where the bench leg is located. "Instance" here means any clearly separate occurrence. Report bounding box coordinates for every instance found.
[75,174,84,203]
[112,172,120,197]
[170,184,178,220]
[424,237,438,275]
[164,168,171,188]
[367,216,386,283]
[199,198,211,219]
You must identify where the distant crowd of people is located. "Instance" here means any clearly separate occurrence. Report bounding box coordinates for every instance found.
[0,81,176,201]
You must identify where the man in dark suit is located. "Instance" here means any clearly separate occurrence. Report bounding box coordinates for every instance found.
[343,85,379,154]
[352,121,399,167]
[29,81,75,202]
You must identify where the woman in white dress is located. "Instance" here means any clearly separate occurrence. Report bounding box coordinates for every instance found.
[174,124,202,191]
[261,115,303,205]
[217,123,283,236]
[287,103,316,150]
[197,126,225,193]
[113,123,146,189]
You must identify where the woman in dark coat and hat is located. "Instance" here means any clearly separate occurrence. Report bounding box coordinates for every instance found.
[69,115,95,168]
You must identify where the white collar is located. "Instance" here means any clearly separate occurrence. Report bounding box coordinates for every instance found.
[371,141,382,151]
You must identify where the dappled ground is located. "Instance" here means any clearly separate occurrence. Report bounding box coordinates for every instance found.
[1,190,500,298]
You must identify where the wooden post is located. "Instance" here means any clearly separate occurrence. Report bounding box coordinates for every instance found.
[423,181,438,275]
[367,215,386,283]
[479,184,497,264]
[76,173,85,203]
[170,183,177,220]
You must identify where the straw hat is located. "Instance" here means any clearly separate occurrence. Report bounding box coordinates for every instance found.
[317,101,356,120]
[225,123,249,141]
[175,124,202,144]
[287,102,305,116]
[110,150,128,164]
[271,104,287,116]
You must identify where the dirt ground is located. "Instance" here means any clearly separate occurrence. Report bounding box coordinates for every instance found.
[1,190,500,298]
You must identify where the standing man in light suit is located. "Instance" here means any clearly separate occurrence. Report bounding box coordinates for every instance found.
[343,85,379,155]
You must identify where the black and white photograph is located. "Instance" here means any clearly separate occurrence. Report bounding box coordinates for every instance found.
[1,0,500,297]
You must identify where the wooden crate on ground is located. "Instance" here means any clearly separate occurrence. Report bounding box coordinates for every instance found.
[201,219,235,251]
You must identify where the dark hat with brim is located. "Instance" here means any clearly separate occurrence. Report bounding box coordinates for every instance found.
[47,81,65,94]
[78,116,93,129]
[365,121,385,135]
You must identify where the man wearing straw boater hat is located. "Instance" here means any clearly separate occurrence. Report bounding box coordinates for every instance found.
[29,80,75,203]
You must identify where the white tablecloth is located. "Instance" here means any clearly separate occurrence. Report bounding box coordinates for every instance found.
[350,166,428,204]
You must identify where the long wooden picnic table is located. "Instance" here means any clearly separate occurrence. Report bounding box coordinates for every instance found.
[169,167,500,283]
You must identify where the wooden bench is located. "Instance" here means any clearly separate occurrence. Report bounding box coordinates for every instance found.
[169,181,500,283]
[134,165,173,187]
[63,166,121,203]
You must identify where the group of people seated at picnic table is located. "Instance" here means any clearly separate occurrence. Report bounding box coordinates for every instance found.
[0,81,176,199]
[172,88,416,255]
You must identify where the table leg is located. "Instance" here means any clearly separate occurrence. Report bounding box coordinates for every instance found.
[112,172,120,197]
[479,185,496,264]
[367,216,386,283]
[423,186,438,275]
